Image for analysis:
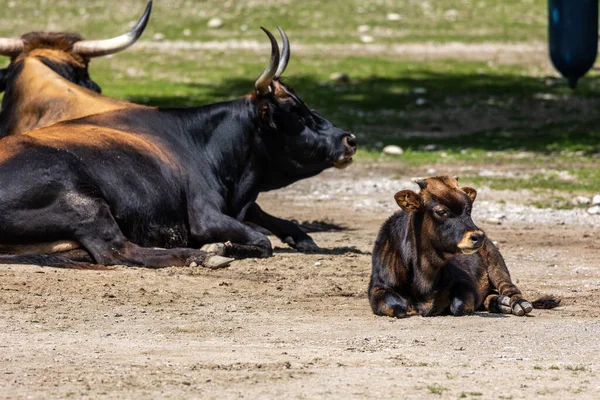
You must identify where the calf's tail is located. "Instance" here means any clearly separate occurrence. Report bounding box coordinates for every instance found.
[531,295,561,309]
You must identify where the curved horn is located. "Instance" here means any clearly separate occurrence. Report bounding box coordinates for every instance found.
[0,38,24,57]
[73,0,152,58]
[411,177,427,189]
[274,26,290,79]
[255,27,280,95]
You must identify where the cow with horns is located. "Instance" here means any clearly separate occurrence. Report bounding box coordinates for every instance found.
[0,1,153,137]
[0,27,358,268]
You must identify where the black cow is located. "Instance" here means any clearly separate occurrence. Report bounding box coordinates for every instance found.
[0,1,152,137]
[369,176,560,317]
[0,27,357,268]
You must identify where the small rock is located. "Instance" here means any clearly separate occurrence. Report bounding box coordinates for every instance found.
[494,213,507,220]
[383,145,404,156]
[357,25,371,33]
[188,261,198,268]
[423,144,438,152]
[207,17,223,29]
[485,218,502,225]
[183,28,191,37]
[572,196,591,206]
[426,168,437,175]
[152,33,165,41]
[387,13,402,21]
[330,72,350,83]
[587,206,600,215]
[240,24,248,31]
[314,262,322,266]
[412,87,427,94]
[360,35,374,43]
[415,98,428,106]
[592,194,600,205]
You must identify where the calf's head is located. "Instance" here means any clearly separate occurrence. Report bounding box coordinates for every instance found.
[0,0,152,95]
[250,27,357,179]
[395,176,485,255]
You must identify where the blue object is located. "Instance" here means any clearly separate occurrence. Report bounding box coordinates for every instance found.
[548,0,598,89]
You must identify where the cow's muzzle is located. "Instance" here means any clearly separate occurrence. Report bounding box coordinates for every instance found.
[457,230,486,255]
[334,134,358,169]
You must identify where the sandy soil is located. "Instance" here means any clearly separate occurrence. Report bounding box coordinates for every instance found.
[1,163,599,399]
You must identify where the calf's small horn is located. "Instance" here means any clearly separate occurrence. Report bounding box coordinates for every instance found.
[73,0,152,58]
[0,38,24,57]
[274,27,290,79]
[255,27,280,95]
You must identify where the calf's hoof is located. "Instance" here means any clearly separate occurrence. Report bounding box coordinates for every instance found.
[511,298,533,316]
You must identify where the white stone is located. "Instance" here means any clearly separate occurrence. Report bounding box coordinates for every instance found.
[329,72,349,83]
[423,144,438,151]
[383,145,404,156]
[357,25,371,33]
[207,17,224,29]
[152,33,165,41]
[387,13,402,21]
[183,28,191,37]
[415,98,428,106]
[412,87,427,94]
[587,206,600,215]
[572,196,591,206]
[592,194,600,205]
[360,35,374,43]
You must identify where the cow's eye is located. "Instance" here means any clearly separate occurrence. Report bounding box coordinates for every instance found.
[435,208,448,217]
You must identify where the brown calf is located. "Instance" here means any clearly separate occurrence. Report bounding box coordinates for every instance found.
[368,176,560,318]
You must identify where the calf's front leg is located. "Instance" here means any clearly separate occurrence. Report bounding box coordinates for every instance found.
[482,240,533,316]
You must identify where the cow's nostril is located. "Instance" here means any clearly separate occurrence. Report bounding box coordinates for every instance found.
[470,233,481,244]
[344,135,358,151]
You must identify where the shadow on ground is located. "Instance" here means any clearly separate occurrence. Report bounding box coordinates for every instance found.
[126,72,600,154]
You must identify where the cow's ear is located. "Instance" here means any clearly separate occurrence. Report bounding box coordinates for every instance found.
[259,103,277,129]
[462,187,477,202]
[394,190,421,212]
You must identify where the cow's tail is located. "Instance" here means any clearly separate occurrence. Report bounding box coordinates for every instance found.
[0,253,110,270]
[531,295,561,309]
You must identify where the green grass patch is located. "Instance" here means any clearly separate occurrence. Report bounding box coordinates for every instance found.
[0,0,550,44]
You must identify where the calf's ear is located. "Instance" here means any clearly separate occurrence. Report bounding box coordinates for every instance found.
[394,190,421,212]
[462,187,477,202]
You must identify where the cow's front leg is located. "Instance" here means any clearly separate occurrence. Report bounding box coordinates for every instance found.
[482,240,533,316]
[189,209,273,259]
[244,202,320,252]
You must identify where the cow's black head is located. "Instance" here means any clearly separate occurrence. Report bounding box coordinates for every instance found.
[0,0,152,95]
[251,28,357,182]
[394,176,485,255]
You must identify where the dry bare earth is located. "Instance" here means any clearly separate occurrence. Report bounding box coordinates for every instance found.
[1,163,599,399]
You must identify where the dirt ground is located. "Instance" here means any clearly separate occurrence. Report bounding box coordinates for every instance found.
[1,163,599,399]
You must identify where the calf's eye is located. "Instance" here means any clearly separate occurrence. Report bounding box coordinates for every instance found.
[435,209,448,217]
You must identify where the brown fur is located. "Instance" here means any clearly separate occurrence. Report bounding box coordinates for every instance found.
[369,176,561,318]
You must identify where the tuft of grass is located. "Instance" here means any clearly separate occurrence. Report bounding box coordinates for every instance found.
[427,383,448,395]
[460,392,483,398]
[549,365,560,370]
[565,365,589,373]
